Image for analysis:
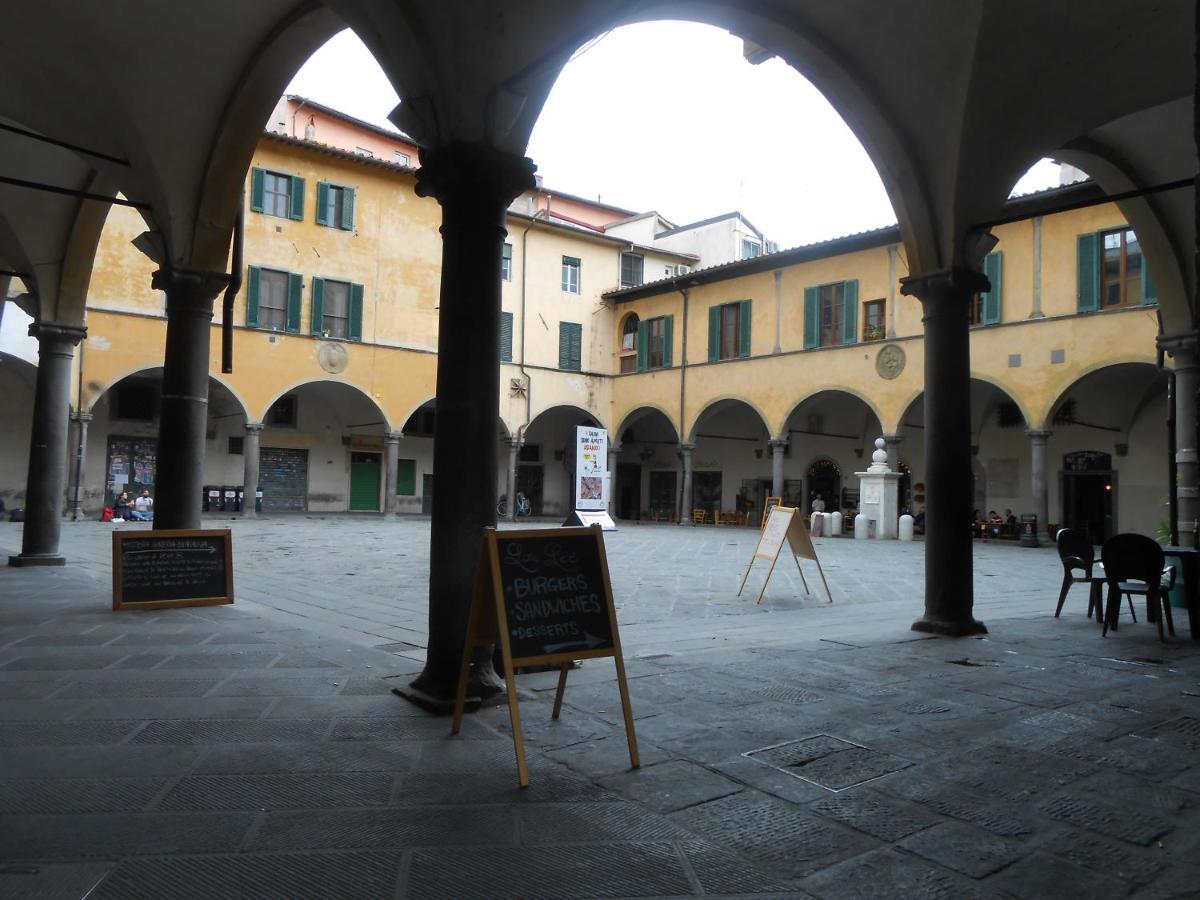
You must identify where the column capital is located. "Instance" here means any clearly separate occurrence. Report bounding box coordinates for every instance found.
[608,442,622,453]
[28,321,86,346]
[883,432,903,445]
[900,266,990,303]
[1026,428,1052,441]
[151,266,228,304]
[505,436,524,450]
[414,142,537,210]
[1158,331,1199,363]
[767,439,788,451]
[678,442,695,454]
[71,410,93,424]
[244,422,264,435]
[384,431,402,446]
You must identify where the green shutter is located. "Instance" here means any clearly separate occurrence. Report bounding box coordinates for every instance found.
[559,322,581,370]
[1077,232,1099,312]
[246,265,260,327]
[315,182,330,226]
[982,252,1002,324]
[289,176,305,221]
[396,459,416,495]
[803,287,818,349]
[841,280,858,345]
[500,311,513,362]
[250,168,265,213]
[572,323,582,369]
[708,305,720,361]
[663,315,674,368]
[285,272,302,333]
[341,187,356,230]
[310,277,325,335]
[738,300,752,357]
[1142,258,1158,305]
[636,321,648,371]
[349,283,364,341]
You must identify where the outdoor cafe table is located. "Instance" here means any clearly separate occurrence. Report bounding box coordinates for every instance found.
[1161,545,1200,641]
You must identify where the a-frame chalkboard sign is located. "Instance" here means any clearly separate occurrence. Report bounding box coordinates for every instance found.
[452,526,639,787]
[738,505,833,605]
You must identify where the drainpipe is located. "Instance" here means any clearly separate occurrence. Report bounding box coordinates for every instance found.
[290,99,308,138]
[221,190,244,374]
[676,282,690,518]
[1160,341,1179,544]
[514,209,547,472]
[70,334,85,520]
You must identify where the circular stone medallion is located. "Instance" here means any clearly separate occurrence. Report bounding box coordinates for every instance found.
[318,341,349,374]
[875,343,906,380]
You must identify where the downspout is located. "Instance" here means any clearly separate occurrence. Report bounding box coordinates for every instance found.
[677,282,689,519]
[515,209,546,446]
[1159,337,1179,544]
[70,333,85,520]
[221,190,244,374]
[290,99,308,138]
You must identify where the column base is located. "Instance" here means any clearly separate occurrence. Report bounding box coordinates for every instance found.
[393,680,482,715]
[396,661,505,715]
[911,615,988,636]
[8,554,66,567]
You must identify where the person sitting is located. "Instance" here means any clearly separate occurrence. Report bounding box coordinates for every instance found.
[129,489,154,521]
[987,509,1004,539]
[113,491,133,521]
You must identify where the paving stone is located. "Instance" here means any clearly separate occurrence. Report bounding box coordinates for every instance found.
[678,836,796,896]
[543,735,671,778]
[339,677,404,695]
[1039,794,1173,846]
[802,847,1003,900]
[1020,709,1102,735]
[519,800,691,844]
[898,821,1023,879]
[406,844,692,898]
[398,770,616,805]
[0,653,127,671]
[11,633,123,647]
[269,652,344,668]
[129,718,329,745]
[1039,828,1164,884]
[206,675,343,697]
[195,740,418,775]
[0,862,112,899]
[0,680,61,699]
[671,791,875,878]
[105,631,216,646]
[598,759,743,811]
[0,812,254,861]
[782,746,912,791]
[809,788,938,841]
[75,696,274,720]
[0,720,141,747]
[0,778,169,815]
[330,716,490,741]
[91,850,403,899]
[55,677,220,698]
[249,804,514,851]
[158,772,393,811]
[152,650,282,669]
[713,754,830,805]
[1071,770,1194,815]
[987,852,1131,900]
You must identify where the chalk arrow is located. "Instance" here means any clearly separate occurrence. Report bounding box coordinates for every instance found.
[125,546,217,556]
[543,631,605,654]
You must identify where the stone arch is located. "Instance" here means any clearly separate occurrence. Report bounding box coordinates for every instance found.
[777,386,886,443]
[614,404,680,445]
[686,396,771,444]
[0,351,38,507]
[86,364,251,422]
[1034,356,1160,428]
[259,377,391,431]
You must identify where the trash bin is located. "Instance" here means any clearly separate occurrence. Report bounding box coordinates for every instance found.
[1019,513,1038,547]
[202,485,217,512]
[222,486,236,513]
[234,486,244,513]
[255,490,263,513]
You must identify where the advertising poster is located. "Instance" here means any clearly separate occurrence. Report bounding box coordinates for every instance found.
[575,426,608,512]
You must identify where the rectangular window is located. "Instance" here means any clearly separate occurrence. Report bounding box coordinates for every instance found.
[115,382,157,421]
[355,146,374,157]
[862,299,885,341]
[820,283,844,347]
[316,182,355,230]
[250,168,304,221]
[258,269,289,331]
[562,256,581,294]
[708,301,751,361]
[227,436,244,455]
[742,239,761,260]
[969,293,984,326]
[322,279,350,339]
[647,316,666,368]
[803,280,858,349]
[501,243,512,281]
[394,151,411,166]
[620,252,644,288]
[263,172,291,218]
[1101,228,1144,307]
[267,395,297,427]
[559,321,582,370]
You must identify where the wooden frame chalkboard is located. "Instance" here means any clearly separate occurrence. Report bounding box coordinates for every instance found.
[738,506,832,605]
[452,526,638,787]
[112,529,234,611]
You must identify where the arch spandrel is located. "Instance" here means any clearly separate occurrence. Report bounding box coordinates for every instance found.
[258,377,393,431]
[613,404,680,445]
[776,386,887,443]
[685,395,772,445]
[1037,360,1165,433]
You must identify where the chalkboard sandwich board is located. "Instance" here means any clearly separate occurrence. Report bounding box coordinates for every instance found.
[112,529,233,611]
[738,506,832,604]
[452,526,638,787]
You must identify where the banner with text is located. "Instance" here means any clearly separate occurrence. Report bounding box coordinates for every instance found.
[575,426,608,511]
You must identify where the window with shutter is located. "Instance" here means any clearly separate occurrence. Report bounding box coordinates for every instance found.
[841,280,858,344]
[1077,232,1100,312]
[501,243,513,281]
[561,256,581,293]
[254,268,288,331]
[635,321,648,372]
[803,287,818,349]
[246,265,261,327]
[288,177,305,221]
[348,283,364,341]
[981,252,1002,324]
[646,316,666,368]
[285,272,303,333]
[250,168,266,213]
[500,311,513,362]
[815,283,845,348]
[310,278,325,335]
[559,322,582,370]
[261,171,291,218]
[321,279,350,339]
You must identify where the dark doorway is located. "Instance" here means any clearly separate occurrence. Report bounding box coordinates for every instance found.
[648,470,676,520]
[421,473,434,514]
[105,436,157,506]
[692,471,723,517]
[617,463,641,519]
[806,459,841,513]
[1062,451,1115,545]
[517,464,544,515]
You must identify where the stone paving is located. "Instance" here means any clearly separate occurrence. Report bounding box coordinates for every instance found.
[2,517,1200,898]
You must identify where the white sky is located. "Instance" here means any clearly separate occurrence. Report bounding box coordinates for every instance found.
[287,22,1060,249]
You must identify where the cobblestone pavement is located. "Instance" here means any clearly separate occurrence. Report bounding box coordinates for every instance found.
[2,517,1200,898]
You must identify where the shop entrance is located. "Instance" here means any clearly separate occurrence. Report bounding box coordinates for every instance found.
[349,452,382,511]
[1062,451,1115,545]
[616,463,641,519]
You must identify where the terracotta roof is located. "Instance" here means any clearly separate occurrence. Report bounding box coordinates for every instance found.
[261,131,417,176]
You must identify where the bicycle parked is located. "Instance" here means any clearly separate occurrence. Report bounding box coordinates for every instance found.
[497,491,532,517]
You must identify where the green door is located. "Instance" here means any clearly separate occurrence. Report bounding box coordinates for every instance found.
[349,452,381,511]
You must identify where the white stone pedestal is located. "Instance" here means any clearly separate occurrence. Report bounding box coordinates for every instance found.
[855,437,901,540]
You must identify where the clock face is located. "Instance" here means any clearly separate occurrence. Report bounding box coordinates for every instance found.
[876,344,906,380]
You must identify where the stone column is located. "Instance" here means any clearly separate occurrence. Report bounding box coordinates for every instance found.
[505,438,522,522]
[883,433,903,474]
[241,423,263,519]
[900,267,989,635]
[69,411,93,521]
[1027,428,1052,543]
[678,442,695,524]
[383,431,402,516]
[151,268,228,531]
[769,439,787,496]
[607,442,621,517]
[402,144,536,709]
[1171,343,1199,545]
[10,322,86,566]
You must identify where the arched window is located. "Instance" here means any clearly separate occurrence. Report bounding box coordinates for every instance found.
[619,314,640,374]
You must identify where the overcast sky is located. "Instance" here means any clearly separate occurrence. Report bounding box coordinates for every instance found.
[286,22,1058,249]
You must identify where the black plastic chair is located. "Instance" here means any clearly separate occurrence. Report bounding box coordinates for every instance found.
[1100,533,1174,641]
[1055,528,1105,621]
